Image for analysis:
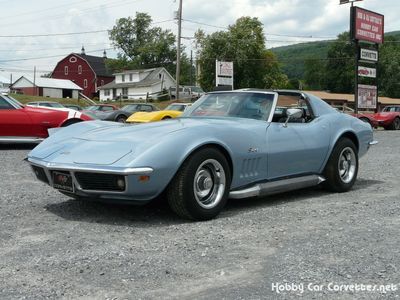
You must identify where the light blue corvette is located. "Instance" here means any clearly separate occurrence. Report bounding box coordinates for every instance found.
[28,90,376,220]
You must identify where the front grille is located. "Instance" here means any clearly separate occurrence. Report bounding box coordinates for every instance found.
[32,166,49,184]
[74,172,126,191]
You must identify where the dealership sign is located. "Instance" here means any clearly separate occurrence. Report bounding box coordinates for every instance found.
[358,84,377,109]
[358,66,376,78]
[351,7,384,44]
[216,60,234,88]
[359,48,378,62]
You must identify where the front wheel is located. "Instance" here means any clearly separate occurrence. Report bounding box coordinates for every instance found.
[323,138,358,192]
[115,115,127,123]
[167,148,231,220]
[390,117,400,130]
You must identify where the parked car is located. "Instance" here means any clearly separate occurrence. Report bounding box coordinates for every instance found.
[27,90,376,220]
[333,106,378,128]
[102,103,160,123]
[170,86,205,101]
[126,103,191,123]
[371,105,400,130]
[0,94,93,143]
[27,101,66,108]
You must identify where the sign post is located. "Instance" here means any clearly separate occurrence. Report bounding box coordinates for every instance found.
[344,1,384,113]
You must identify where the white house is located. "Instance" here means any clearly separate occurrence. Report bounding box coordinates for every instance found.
[11,76,82,98]
[0,75,10,93]
[98,67,176,101]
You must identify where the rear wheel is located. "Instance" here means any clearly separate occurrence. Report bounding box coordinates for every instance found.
[162,116,171,120]
[167,148,231,220]
[323,138,358,192]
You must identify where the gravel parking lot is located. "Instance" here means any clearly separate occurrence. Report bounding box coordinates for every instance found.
[0,130,399,299]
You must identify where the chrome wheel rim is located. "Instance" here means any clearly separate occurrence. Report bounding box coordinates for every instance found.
[338,147,356,183]
[193,159,226,209]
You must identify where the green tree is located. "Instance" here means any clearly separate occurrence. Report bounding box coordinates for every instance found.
[379,36,400,98]
[304,57,326,90]
[325,32,355,93]
[195,16,288,91]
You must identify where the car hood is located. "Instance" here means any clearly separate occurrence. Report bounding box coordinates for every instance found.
[29,117,263,165]
[373,112,396,120]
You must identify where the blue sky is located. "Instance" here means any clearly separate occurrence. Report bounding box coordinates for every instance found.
[0,0,397,80]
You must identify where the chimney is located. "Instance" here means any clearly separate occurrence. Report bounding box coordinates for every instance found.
[81,45,85,55]
[103,49,107,59]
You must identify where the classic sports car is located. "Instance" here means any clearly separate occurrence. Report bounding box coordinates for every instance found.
[371,105,400,130]
[126,102,191,123]
[0,94,93,143]
[333,106,378,128]
[105,103,160,123]
[27,90,376,220]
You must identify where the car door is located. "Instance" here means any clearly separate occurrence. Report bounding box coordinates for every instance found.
[0,97,34,137]
[266,99,331,179]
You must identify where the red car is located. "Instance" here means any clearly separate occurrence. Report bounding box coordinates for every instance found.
[334,106,378,128]
[0,94,93,143]
[371,106,400,130]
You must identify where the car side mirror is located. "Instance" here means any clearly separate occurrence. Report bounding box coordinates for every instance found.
[284,108,303,127]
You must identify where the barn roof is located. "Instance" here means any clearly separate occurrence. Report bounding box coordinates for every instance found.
[73,53,113,77]
[13,76,83,90]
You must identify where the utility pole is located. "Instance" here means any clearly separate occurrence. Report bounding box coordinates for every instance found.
[175,0,183,100]
[33,66,37,96]
[190,50,193,86]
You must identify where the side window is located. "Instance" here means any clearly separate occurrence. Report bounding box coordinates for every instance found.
[272,95,313,123]
[141,105,152,112]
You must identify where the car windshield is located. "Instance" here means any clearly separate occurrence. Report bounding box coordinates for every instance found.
[165,104,186,111]
[122,104,139,112]
[191,87,204,93]
[185,92,275,120]
[2,95,23,108]
[85,106,101,111]
[382,106,399,112]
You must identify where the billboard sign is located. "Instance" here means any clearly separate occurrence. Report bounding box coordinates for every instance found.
[358,66,376,78]
[358,84,377,109]
[351,7,384,44]
[359,48,378,62]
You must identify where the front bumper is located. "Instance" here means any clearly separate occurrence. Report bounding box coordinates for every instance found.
[28,157,155,201]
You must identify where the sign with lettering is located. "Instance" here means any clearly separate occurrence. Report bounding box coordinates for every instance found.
[216,60,234,89]
[359,48,378,62]
[351,7,384,44]
[358,84,377,109]
[358,66,376,78]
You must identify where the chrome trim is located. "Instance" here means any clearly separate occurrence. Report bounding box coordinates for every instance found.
[0,136,44,143]
[229,175,325,199]
[28,157,153,175]
[369,140,378,146]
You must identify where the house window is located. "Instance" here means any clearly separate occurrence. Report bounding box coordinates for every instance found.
[84,79,88,88]
[159,73,162,79]
[122,74,125,82]
[64,66,68,75]
[122,87,128,96]
[78,65,82,74]
[129,74,133,81]
[104,89,110,96]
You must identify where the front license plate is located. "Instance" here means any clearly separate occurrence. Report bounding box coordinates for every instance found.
[52,171,74,193]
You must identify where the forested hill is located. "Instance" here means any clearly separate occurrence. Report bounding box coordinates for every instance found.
[271,31,400,80]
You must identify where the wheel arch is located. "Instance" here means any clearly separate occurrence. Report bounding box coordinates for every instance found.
[59,118,83,127]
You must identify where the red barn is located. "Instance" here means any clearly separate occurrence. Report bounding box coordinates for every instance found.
[51,48,114,99]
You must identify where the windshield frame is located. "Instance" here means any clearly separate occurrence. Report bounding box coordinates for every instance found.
[182,91,278,122]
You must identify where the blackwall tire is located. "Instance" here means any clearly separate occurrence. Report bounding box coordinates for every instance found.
[323,138,358,193]
[167,148,231,221]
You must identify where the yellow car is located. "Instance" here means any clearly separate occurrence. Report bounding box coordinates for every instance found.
[126,103,191,123]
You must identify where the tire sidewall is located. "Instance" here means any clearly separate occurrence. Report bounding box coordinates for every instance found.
[179,148,231,220]
[324,138,358,192]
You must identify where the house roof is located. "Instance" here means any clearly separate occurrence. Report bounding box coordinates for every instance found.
[99,67,176,90]
[13,76,83,90]
[308,90,400,105]
[73,53,113,77]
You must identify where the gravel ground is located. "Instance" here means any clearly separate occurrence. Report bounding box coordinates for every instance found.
[0,130,399,300]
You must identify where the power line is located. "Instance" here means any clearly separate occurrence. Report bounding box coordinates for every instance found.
[0,30,108,38]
